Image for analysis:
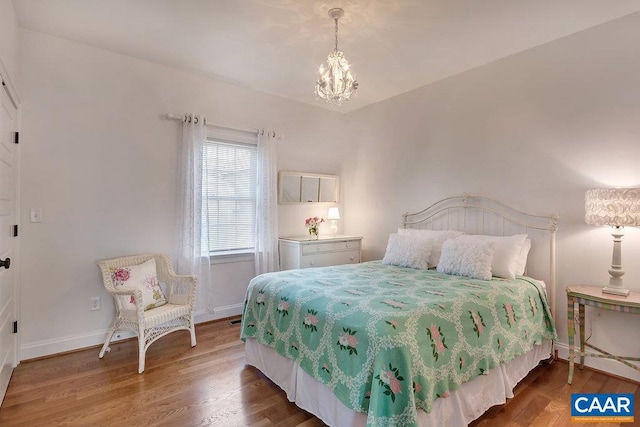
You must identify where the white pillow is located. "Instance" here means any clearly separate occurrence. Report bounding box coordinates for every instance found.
[397,229,463,268]
[515,239,532,276]
[437,238,496,280]
[110,258,167,311]
[382,233,432,270]
[454,234,528,280]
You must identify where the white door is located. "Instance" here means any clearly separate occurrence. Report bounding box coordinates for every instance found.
[0,82,18,403]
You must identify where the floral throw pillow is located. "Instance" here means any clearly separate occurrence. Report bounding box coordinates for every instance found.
[111,258,167,311]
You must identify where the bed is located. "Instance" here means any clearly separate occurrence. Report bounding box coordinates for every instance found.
[241,194,558,426]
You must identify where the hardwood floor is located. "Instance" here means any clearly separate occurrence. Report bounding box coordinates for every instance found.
[0,317,638,426]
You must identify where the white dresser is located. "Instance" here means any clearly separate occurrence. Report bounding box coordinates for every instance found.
[278,235,362,270]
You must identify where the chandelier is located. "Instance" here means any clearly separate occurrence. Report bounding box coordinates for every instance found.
[314,8,359,105]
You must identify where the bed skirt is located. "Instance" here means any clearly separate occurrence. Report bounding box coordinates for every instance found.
[245,338,552,426]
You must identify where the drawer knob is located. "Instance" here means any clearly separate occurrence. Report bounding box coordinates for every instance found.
[350,257,354,261]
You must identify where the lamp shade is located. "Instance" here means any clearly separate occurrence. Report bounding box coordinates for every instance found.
[327,207,341,220]
[585,188,640,226]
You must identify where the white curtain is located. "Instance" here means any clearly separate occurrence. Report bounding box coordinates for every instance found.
[176,114,213,314]
[255,129,279,274]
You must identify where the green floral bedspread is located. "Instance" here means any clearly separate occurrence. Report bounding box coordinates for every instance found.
[240,261,557,426]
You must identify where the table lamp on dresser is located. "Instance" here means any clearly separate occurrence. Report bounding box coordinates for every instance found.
[585,188,640,296]
[327,207,340,237]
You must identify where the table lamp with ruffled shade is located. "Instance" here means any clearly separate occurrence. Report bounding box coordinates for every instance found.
[585,188,640,296]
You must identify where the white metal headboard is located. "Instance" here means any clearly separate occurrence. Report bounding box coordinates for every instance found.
[402,194,559,321]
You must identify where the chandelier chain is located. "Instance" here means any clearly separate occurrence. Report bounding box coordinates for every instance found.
[334,18,339,52]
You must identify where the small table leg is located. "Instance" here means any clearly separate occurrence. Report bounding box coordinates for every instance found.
[568,296,575,384]
[579,303,585,370]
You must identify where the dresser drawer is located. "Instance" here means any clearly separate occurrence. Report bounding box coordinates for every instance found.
[279,236,362,271]
[301,239,361,254]
[300,250,360,268]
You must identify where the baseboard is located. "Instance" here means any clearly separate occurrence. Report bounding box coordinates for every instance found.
[555,342,640,383]
[20,303,245,361]
[20,329,119,361]
[194,303,244,324]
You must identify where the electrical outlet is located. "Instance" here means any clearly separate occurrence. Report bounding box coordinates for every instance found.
[91,296,100,311]
[30,208,42,223]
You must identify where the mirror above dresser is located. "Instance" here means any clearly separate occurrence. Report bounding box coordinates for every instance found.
[278,171,339,204]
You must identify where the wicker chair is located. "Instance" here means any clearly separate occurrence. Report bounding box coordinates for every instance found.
[97,254,197,373]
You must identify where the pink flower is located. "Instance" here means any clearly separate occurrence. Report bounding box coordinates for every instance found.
[278,301,289,311]
[442,391,450,398]
[114,268,130,282]
[413,382,422,393]
[143,275,158,291]
[390,378,402,394]
[256,293,265,303]
[304,314,318,325]
[436,341,445,354]
[429,324,440,340]
[339,335,349,346]
[305,217,324,228]
[460,357,466,368]
[129,295,136,304]
[390,320,398,328]
[347,335,358,348]
[506,303,516,325]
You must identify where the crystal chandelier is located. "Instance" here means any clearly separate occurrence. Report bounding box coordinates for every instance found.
[315,8,359,105]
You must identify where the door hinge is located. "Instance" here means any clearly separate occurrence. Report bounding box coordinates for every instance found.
[13,224,18,237]
[13,321,17,334]
[13,132,19,145]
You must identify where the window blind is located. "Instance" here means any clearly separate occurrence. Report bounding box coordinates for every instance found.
[203,138,257,253]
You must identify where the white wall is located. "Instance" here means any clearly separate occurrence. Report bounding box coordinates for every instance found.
[17,29,348,358]
[344,12,640,382]
[0,0,18,83]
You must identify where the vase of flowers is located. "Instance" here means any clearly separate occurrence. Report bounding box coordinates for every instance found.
[305,217,324,240]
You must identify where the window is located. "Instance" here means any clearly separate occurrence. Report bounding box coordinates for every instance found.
[202,137,257,255]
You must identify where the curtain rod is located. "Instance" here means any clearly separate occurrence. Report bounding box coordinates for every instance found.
[166,113,258,135]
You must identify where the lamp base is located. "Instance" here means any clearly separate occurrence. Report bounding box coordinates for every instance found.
[602,286,630,297]
[329,220,338,237]
[602,228,629,297]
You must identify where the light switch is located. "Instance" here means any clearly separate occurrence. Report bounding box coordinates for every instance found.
[30,208,42,223]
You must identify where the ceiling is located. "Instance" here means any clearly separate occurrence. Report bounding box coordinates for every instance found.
[13,0,640,113]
